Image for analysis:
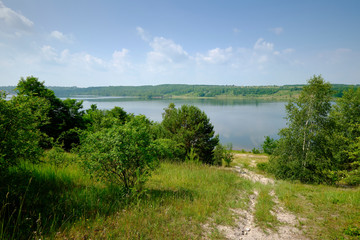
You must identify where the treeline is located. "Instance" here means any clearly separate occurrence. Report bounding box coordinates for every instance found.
[2,83,358,99]
[261,75,360,185]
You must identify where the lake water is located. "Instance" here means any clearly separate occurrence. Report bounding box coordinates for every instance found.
[77,97,287,150]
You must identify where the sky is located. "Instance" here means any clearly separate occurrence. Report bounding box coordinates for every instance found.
[0,0,359,87]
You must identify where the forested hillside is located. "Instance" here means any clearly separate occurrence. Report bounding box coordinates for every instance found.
[1,84,358,99]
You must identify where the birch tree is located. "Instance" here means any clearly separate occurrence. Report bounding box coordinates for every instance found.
[269,75,334,183]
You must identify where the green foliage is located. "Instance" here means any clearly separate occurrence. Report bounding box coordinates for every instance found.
[0,93,48,171]
[212,143,234,167]
[185,148,200,164]
[257,162,269,171]
[213,144,225,166]
[223,144,234,167]
[79,115,159,190]
[261,136,277,155]
[44,145,77,168]
[269,75,334,183]
[344,225,360,237]
[252,148,261,154]
[83,104,129,132]
[161,103,219,164]
[16,76,86,149]
[330,88,360,170]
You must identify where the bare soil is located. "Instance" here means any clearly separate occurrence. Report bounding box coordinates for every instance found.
[205,163,308,240]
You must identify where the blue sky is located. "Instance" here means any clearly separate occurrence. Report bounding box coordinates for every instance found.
[0,0,359,87]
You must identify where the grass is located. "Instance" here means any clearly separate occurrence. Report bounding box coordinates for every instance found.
[3,151,359,239]
[275,181,360,240]
[234,152,360,240]
[0,159,253,239]
[57,162,253,239]
[253,183,279,231]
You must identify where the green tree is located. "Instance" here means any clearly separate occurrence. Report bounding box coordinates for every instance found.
[161,103,219,164]
[0,92,48,171]
[16,76,85,149]
[269,75,334,183]
[79,115,158,190]
[330,88,360,168]
[329,88,360,185]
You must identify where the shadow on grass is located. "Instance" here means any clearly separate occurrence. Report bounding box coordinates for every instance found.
[0,167,196,240]
[144,188,195,204]
[0,167,128,240]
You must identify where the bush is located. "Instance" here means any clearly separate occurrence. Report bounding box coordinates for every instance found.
[79,115,159,190]
[261,136,277,155]
[252,148,260,154]
[257,162,269,172]
[223,144,234,167]
[213,143,234,167]
[213,144,225,166]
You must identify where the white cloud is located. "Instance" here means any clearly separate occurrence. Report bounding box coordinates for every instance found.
[41,45,57,60]
[0,1,33,36]
[269,27,283,35]
[136,26,150,42]
[150,37,189,62]
[146,37,189,72]
[136,27,189,71]
[111,48,130,72]
[40,45,106,71]
[50,30,73,43]
[254,38,274,51]
[197,47,233,64]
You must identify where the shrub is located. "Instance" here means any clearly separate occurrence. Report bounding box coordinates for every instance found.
[213,144,225,166]
[252,148,260,154]
[213,143,234,167]
[261,136,277,155]
[257,162,269,172]
[79,115,159,190]
[223,144,234,167]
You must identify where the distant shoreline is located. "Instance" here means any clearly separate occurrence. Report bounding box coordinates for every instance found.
[1,83,358,100]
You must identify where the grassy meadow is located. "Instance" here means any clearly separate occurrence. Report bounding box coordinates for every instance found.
[1,152,359,239]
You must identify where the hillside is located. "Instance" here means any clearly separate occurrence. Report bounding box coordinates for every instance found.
[1,84,358,99]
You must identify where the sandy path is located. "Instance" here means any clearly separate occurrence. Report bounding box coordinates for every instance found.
[210,165,307,240]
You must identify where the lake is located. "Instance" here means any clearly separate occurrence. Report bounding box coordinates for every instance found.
[77,97,287,150]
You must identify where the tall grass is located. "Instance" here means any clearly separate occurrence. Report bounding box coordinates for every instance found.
[0,161,129,239]
[0,159,252,239]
